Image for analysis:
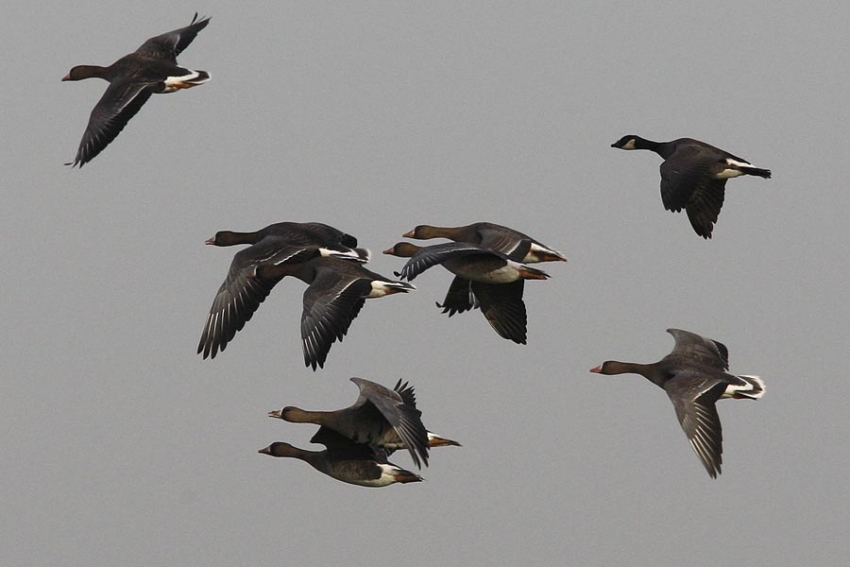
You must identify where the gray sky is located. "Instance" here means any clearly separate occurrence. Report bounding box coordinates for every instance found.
[3,2,848,565]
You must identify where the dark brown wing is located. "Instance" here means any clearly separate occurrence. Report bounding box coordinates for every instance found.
[437,276,477,316]
[136,13,211,60]
[665,374,726,478]
[660,146,726,238]
[198,240,318,359]
[352,377,429,468]
[472,280,528,344]
[666,329,730,370]
[300,271,369,370]
[68,80,153,167]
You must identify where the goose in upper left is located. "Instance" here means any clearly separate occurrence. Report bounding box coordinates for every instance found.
[62,13,211,167]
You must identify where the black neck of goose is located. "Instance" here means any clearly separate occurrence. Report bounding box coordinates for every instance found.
[214,231,261,246]
[68,65,110,80]
[265,442,319,464]
[601,361,669,388]
[633,137,676,159]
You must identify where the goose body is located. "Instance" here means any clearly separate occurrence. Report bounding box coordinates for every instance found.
[198,222,368,362]
[590,328,765,478]
[384,242,549,344]
[259,429,422,488]
[63,14,211,167]
[403,222,566,263]
[269,377,431,468]
[611,135,771,238]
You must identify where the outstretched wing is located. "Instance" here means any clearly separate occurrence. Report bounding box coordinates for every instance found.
[665,374,726,478]
[473,280,528,344]
[69,79,154,167]
[667,328,729,370]
[136,13,211,60]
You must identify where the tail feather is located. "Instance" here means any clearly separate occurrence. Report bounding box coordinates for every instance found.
[322,247,371,262]
[735,375,766,399]
[386,281,416,293]
[518,265,550,280]
[743,166,771,179]
[370,280,417,296]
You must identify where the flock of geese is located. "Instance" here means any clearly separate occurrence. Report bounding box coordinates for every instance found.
[63,14,769,483]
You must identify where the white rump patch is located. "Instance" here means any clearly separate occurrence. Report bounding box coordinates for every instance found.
[162,70,209,92]
[716,158,754,179]
[722,375,765,399]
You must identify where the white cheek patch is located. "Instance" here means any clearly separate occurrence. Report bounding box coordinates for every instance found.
[622,139,636,150]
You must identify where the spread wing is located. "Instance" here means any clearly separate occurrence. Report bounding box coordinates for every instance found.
[660,148,726,238]
[667,328,730,370]
[300,271,368,370]
[436,276,477,316]
[352,378,429,468]
[136,13,211,60]
[68,79,153,167]
[473,280,528,344]
[198,240,317,359]
[399,242,506,281]
[665,374,726,478]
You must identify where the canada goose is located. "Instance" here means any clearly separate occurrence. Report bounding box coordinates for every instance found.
[611,135,771,238]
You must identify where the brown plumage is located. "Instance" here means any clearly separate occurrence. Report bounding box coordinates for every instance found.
[403,222,566,263]
[63,14,211,166]
[591,328,765,478]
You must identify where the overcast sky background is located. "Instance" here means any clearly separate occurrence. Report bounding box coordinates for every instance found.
[3,2,849,566]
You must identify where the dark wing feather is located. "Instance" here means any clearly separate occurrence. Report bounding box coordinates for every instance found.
[399,242,506,281]
[393,379,418,409]
[136,13,211,60]
[198,240,316,359]
[660,147,727,238]
[665,375,726,478]
[667,329,730,370]
[298,222,359,248]
[478,231,532,262]
[69,80,153,167]
[684,178,726,238]
[352,378,429,468]
[437,276,477,316]
[310,426,381,460]
[472,280,528,344]
[300,272,369,370]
